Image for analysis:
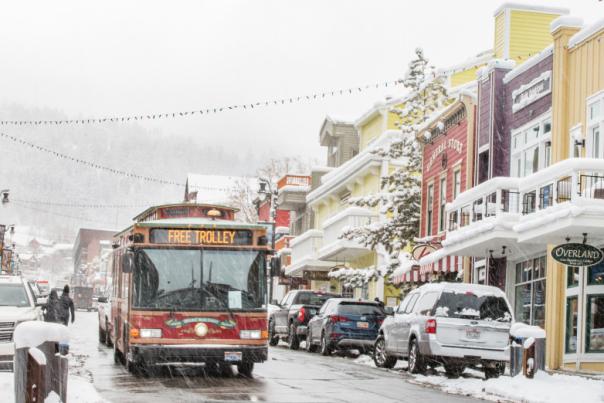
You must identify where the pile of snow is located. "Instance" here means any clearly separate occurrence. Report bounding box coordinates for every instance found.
[14,321,69,349]
[510,322,546,339]
[0,373,106,403]
[412,371,604,403]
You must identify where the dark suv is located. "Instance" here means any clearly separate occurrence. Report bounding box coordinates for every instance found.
[306,299,386,355]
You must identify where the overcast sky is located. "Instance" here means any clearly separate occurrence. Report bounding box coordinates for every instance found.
[0,0,602,161]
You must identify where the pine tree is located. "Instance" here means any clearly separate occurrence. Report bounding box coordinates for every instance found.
[340,48,449,279]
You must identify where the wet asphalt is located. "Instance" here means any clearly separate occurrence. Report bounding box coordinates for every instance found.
[72,312,483,403]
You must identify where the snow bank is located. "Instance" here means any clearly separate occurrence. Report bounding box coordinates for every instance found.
[510,322,546,339]
[29,346,47,365]
[0,372,107,403]
[45,391,61,403]
[412,371,604,403]
[14,321,69,349]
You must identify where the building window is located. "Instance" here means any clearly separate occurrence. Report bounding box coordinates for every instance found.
[587,93,604,159]
[426,184,434,236]
[586,294,604,353]
[478,150,489,183]
[438,177,447,232]
[341,285,353,298]
[453,169,461,199]
[510,115,552,177]
[514,256,547,328]
[566,296,578,353]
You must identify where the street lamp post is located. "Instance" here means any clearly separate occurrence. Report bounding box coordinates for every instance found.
[258,178,279,304]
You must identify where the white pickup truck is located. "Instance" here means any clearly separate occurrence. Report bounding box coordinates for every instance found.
[0,275,44,368]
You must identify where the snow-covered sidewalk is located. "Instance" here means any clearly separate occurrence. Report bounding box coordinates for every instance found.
[351,353,604,403]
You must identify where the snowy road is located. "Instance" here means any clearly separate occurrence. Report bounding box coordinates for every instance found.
[69,311,482,403]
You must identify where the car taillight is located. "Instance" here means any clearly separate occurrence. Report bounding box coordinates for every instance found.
[297,307,306,322]
[330,315,350,323]
[425,318,437,334]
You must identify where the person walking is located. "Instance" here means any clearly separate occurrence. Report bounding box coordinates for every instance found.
[43,290,62,323]
[58,285,75,326]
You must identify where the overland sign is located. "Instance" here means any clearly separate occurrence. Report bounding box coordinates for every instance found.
[551,243,603,267]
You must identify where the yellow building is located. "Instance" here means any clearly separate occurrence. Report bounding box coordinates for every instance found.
[545,16,604,373]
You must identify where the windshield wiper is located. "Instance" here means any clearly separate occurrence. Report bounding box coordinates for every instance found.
[202,261,238,327]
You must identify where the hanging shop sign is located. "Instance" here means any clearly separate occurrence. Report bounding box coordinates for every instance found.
[551,243,603,267]
[303,271,330,281]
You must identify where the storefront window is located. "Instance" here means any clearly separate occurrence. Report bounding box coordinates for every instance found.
[586,294,604,353]
[514,256,547,327]
[566,296,578,353]
[588,263,604,285]
[567,266,580,288]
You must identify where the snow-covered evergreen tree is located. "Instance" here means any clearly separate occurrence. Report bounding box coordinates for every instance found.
[340,48,449,279]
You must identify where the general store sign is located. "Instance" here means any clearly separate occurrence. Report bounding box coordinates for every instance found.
[149,229,253,246]
[551,243,603,267]
[426,139,463,171]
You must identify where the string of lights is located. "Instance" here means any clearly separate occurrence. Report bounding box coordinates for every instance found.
[0,132,232,191]
[11,198,155,209]
[0,79,402,126]
[12,202,120,227]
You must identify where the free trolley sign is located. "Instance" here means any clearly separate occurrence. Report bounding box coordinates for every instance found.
[551,243,603,267]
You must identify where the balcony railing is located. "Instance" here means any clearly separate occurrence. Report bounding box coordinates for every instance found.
[277,174,311,190]
[447,159,604,233]
[321,207,377,248]
[290,229,324,263]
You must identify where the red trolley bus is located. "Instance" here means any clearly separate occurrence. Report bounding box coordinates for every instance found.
[104,203,273,376]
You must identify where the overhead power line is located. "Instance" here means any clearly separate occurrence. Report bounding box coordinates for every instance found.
[0,79,402,126]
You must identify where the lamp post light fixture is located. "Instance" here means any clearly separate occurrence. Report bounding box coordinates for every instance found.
[257,177,280,303]
[1,189,9,205]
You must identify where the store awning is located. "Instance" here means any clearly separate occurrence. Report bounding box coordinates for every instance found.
[391,259,424,285]
[419,253,462,275]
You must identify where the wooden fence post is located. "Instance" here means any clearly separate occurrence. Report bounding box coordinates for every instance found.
[26,350,45,403]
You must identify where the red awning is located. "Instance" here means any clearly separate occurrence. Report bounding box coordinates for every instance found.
[420,255,462,275]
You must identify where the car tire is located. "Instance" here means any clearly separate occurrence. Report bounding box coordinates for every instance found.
[484,362,504,379]
[408,339,425,374]
[237,362,254,377]
[99,325,106,344]
[268,319,279,346]
[105,319,113,347]
[444,363,465,378]
[306,336,318,353]
[288,323,300,350]
[320,332,332,356]
[126,359,146,377]
[373,335,397,369]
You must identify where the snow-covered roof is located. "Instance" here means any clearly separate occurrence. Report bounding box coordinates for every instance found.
[137,217,266,230]
[186,174,257,204]
[568,17,604,49]
[438,50,493,77]
[325,114,355,125]
[550,16,584,33]
[493,3,569,17]
[503,46,552,84]
[307,130,400,205]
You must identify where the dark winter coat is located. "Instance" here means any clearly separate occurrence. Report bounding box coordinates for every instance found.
[43,291,62,323]
[57,293,75,325]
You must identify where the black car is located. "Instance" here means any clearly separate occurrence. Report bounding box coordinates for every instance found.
[269,290,340,350]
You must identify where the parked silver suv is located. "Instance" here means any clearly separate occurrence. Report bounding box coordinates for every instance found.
[373,282,513,378]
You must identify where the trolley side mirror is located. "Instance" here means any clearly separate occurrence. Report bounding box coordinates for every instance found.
[270,255,281,277]
[122,251,135,273]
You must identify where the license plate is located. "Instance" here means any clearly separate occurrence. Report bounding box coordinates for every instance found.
[466,327,481,339]
[310,309,316,315]
[357,321,369,329]
[224,352,242,362]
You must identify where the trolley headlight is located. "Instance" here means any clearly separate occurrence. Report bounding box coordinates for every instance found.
[239,330,261,339]
[140,328,162,338]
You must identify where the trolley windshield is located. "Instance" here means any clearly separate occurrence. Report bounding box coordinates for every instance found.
[132,248,266,311]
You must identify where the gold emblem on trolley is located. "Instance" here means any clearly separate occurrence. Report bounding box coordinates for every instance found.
[194,322,209,337]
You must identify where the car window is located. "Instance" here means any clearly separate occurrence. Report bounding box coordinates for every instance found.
[337,302,384,316]
[414,292,439,315]
[294,292,335,306]
[404,294,419,314]
[281,292,294,306]
[0,284,31,307]
[397,294,413,313]
[433,291,512,322]
[319,300,331,315]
